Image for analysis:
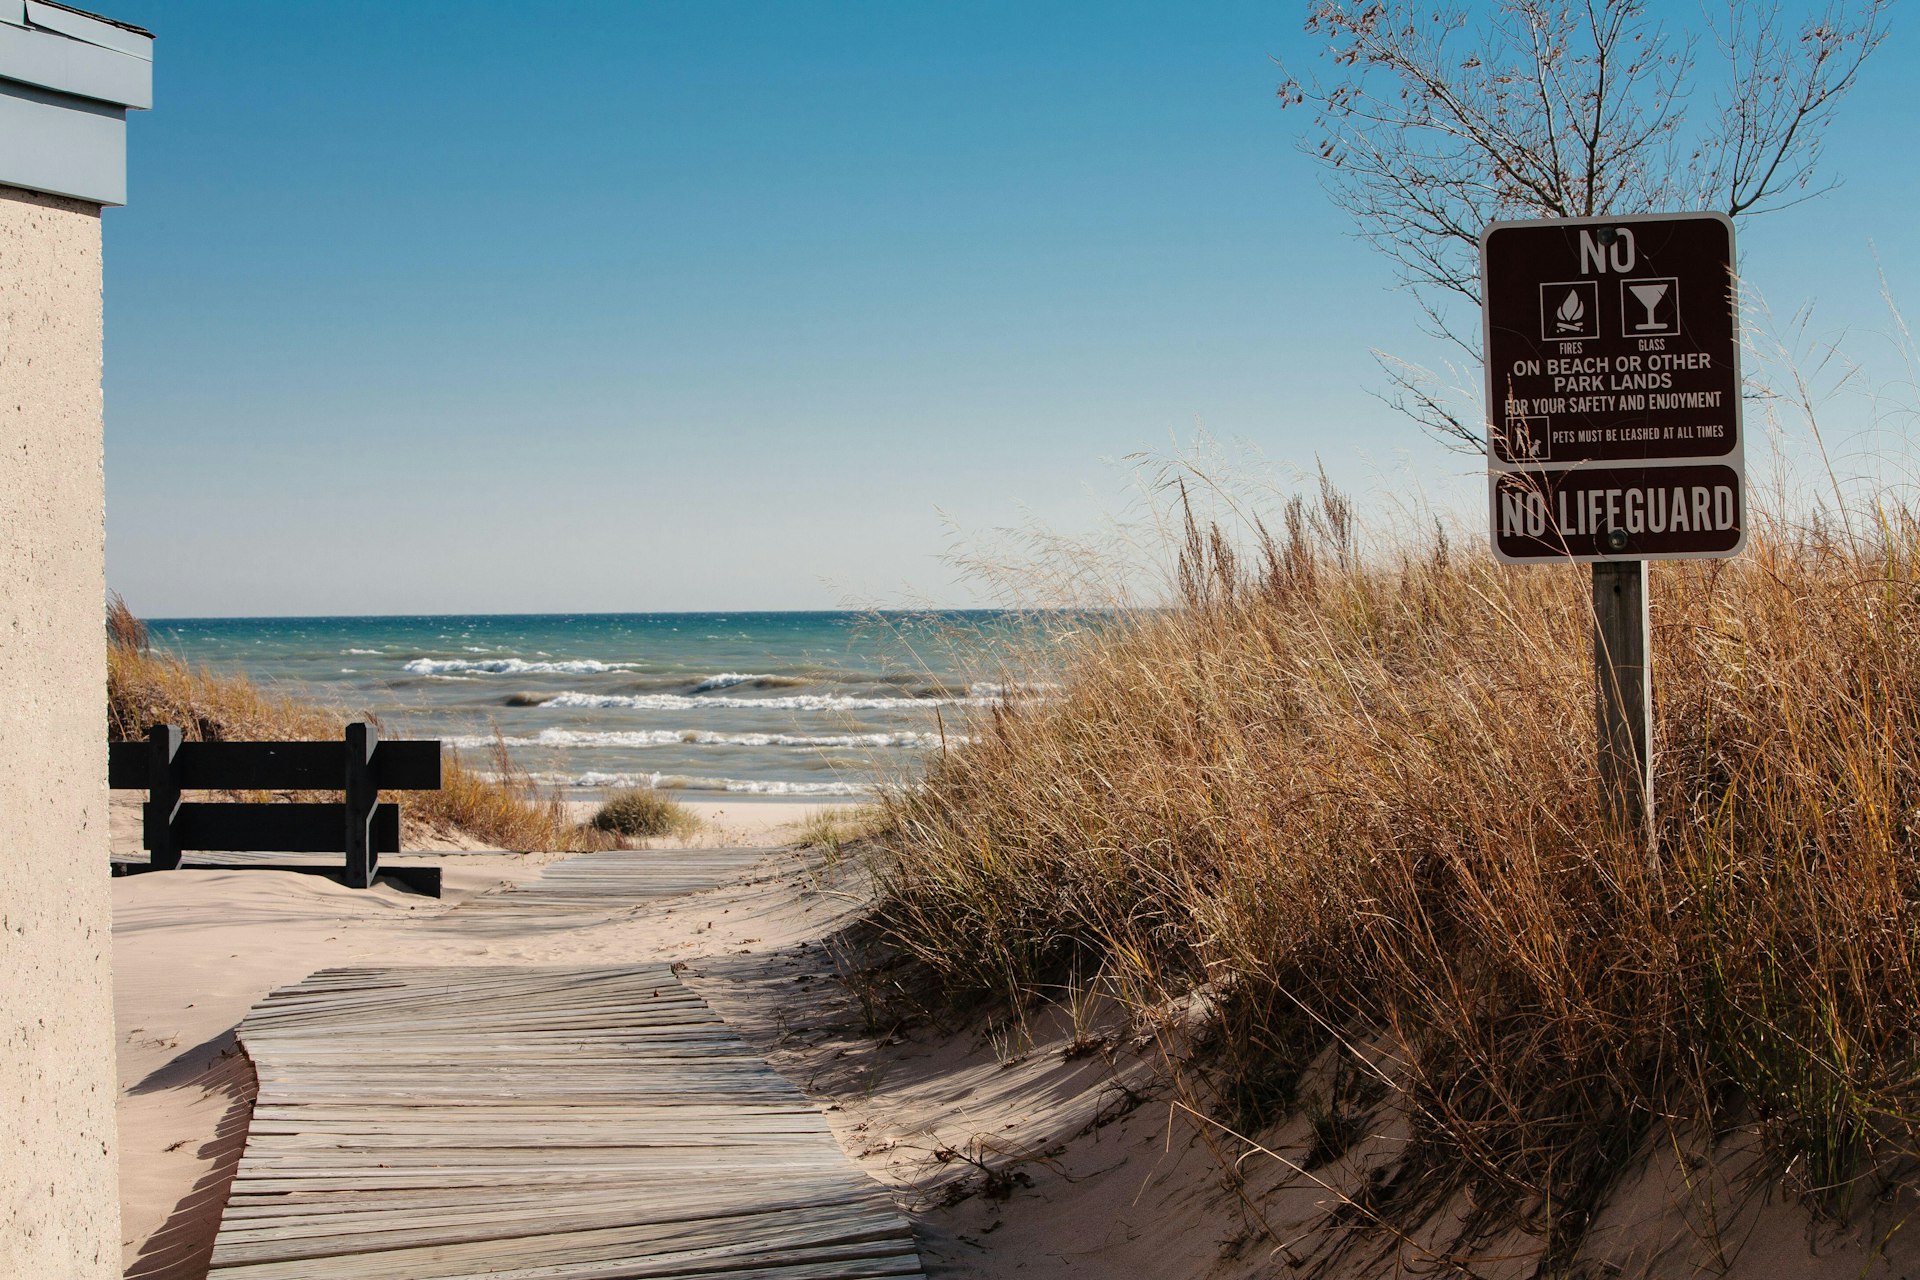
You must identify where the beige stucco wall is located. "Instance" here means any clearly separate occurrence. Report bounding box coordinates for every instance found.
[0,183,119,1278]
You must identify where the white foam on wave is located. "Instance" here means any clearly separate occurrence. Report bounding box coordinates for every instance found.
[690,672,777,692]
[447,727,960,751]
[345,648,383,656]
[532,770,874,797]
[540,690,995,712]
[404,657,641,676]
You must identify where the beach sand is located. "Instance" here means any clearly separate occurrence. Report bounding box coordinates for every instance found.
[111,793,843,1277]
[559,795,861,847]
[111,793,1901,1280]
[112,785,1250,1280]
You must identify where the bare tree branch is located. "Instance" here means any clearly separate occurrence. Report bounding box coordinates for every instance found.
[1278,0,1891,452]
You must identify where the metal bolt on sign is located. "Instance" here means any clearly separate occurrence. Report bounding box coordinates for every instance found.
[1480,213,1746,843]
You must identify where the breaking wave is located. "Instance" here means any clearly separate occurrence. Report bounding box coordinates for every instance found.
[688,672,806,692]
[537,690,995,711]
[534,771,875,797]
[403,657,643,676]
[447,728,959,751]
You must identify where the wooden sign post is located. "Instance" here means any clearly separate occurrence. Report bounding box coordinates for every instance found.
[1592,560,1651,830]
[1480,213,1745,838]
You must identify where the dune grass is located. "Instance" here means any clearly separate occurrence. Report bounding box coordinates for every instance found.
[107,596,610,852]
[871,486,1920,1258]
[792,804,887,859]
[108,596,339,745]
[589,787,700,840]
[414,731,617,852]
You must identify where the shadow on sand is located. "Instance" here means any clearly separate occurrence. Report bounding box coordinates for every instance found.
[123,1037,255,1280]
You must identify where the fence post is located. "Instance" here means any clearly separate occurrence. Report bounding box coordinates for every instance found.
[344,721,378,888]
[144,724,183,870]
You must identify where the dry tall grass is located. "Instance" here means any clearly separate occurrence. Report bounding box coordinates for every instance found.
[875,489,1920,1259]
[106,596,609,852]
[412,732,615,853]
[589,786,700,840]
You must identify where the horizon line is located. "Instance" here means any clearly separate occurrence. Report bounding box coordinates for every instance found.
[136,606,1103,624]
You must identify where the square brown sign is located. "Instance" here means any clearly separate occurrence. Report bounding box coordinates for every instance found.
[1481,212,1745,563]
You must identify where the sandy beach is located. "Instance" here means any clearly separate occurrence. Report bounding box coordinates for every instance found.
[112,795,852,1276]
[111,784,1269,1280]
[113,788,1920,1280]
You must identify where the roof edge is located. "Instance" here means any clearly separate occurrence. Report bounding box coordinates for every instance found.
[30,0,150,39]
[0,1,151,108]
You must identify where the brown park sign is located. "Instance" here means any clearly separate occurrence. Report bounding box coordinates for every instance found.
[1481,212,1745,563]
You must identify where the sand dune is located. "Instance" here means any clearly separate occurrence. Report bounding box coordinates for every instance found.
[112,794,1920,1280]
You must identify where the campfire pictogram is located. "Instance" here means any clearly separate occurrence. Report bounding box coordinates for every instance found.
[1555,288,1586,333]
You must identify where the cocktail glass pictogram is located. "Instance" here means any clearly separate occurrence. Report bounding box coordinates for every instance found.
[1629,281,1670,330]
[1618,276,1678,336]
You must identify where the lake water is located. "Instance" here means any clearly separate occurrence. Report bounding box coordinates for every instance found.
[143,612,1028,799]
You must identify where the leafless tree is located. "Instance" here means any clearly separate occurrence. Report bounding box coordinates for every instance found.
[1279,1,1892,450]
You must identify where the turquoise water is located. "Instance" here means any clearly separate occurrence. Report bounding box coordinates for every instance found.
[143,612,1025,799]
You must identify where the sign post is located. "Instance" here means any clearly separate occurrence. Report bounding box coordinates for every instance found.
[1591,559,1651,832]
[1480,213,1744,838]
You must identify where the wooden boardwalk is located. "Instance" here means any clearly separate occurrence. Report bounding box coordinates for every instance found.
[439,847,770,936]
[207,851,922,1278]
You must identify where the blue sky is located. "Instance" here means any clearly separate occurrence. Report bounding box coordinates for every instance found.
[99,1,1920,616]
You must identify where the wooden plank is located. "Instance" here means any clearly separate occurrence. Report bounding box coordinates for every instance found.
[209,965,920,1277]
[437,848,770,935]
[109,736,441,791]
[204,844,919,1279]
[167,802,400,854]
[144,723,183,870]
[344,721,378,888]
[109,861,441,896]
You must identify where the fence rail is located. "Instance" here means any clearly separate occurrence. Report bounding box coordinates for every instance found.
[109,722,442,891]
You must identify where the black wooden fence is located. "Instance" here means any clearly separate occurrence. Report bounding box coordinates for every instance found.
[109,722,442,892]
